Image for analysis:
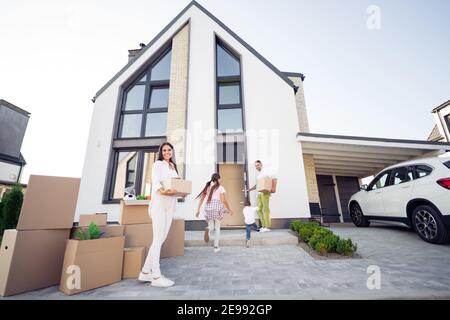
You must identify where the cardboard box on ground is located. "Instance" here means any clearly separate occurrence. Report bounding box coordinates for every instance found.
[124,220,185,259]
[0,175,80,297]
[0,229,70,296]
[122,247,145,279]
[60,235,125,295]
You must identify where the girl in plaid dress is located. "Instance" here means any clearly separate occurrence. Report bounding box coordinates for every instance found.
[195,173,234,252]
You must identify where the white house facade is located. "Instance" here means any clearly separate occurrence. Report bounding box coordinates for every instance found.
[75,1,450,228]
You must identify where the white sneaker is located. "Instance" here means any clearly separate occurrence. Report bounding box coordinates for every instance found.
[260,227,267,233]
[265,228,271,232]
[214,247,221,253]
[138,272,158,282]
[150,276,175,288]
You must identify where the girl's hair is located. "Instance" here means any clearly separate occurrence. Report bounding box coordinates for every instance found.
[196,173,221,203]
[157,142,178,174]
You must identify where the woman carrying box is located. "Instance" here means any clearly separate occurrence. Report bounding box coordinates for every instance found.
[139,142,178,288]
[195,173,234,253]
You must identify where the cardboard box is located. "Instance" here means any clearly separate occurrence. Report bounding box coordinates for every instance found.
[162,178,192,197]
[257,177,272,193]
[161,219,185,258]
[122,247,145,279]
[78,213,108,227]
[60,236,125,295]
[119,200,152,225]
[17,175,80,230]
[124,223,152,249]
[70,224,125,239]
[0,229,70,297]
[123,220,185,258]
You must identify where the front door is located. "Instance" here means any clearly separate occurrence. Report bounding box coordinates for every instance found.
[219,164,245,226]
[317,175,340,223]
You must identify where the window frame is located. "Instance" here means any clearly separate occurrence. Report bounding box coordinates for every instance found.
[445,113,450,135]
[215,40,244,133]
[108,147,159,202]
[117,47,171,139]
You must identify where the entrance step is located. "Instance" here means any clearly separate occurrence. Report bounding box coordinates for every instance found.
[185,229,298,247]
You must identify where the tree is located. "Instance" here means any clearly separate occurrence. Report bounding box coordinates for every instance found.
[0,184,24,236]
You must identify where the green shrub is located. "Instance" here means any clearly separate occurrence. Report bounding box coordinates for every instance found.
[298,223,320,242]
[290,220,302,232]
[291,220,357,256]
[336,238,358,256]
[136,195,146,200]
[307,228,333,249]
[75,223,105,240]
[0,185,24,237]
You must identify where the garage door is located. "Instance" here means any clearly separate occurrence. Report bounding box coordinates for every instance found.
[336,176,360,222]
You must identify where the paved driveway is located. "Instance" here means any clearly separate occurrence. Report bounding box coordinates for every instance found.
[3,224,450,300]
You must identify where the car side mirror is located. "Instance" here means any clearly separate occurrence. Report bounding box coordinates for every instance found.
[360,184,368,191]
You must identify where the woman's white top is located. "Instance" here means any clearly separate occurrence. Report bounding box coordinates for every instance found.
[151,160,179,200]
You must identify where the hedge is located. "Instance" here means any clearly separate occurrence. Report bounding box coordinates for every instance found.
[290,220,357,256]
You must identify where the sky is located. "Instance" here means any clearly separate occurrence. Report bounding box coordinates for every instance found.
[1,0,449,184]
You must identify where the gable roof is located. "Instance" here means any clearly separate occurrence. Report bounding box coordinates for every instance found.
[432,99,450,113]
[0,99,30,117]
[427,125,444,142]
[93,1,301,101]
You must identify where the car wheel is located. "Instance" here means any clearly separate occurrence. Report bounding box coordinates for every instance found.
[412,205,450,244]
[350,203,370,227]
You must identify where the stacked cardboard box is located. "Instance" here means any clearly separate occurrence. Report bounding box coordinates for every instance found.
[119,197,186,279]
[0,175,80,297]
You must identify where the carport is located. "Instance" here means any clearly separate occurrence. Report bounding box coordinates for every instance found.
[298,133,450,223]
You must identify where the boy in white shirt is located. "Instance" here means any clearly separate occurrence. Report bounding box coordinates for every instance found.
[243,199,260,247]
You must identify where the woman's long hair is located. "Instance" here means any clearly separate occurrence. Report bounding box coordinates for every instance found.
[157,142,178,174]
[196,173,221,203]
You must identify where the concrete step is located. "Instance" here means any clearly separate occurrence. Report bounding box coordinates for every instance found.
[185,229,299,247]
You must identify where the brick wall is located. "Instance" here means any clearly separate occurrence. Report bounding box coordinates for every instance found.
[288,76,310,133]
[302,154,320,203]
[167,24,190,178]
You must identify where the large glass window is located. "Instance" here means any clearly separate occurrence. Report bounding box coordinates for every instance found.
[216,41,243,133]
[217,45,240,77]
[112,151,138,199]
[110,150,158,200]
[118,48,171,138]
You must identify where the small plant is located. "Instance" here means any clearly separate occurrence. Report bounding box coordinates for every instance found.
[75,222,104,240]
[136,195,146,200]
[336,238,358,256]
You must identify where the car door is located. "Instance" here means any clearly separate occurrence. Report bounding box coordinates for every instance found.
[382,166,414,217]
[361,170,391,216]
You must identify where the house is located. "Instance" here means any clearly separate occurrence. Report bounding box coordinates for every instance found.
[0,99,30,199]
[428,100,450,143]
[75,1,450,228]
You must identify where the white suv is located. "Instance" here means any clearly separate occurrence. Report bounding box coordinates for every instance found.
[349,156,450,244]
